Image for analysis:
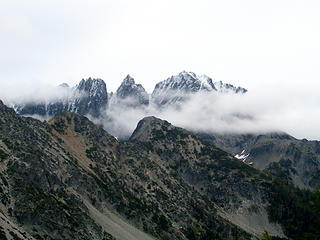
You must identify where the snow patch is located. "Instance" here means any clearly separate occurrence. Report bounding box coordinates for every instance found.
[235,149,250,162]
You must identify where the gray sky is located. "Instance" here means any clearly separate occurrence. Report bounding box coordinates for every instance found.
[1,0,320,139]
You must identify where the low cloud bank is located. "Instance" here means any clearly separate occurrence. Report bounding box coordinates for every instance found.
[100,90,320,140]
[1,83,320,140]
[1,82,73,106]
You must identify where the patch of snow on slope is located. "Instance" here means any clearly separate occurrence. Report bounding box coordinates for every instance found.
[235,149,250,162]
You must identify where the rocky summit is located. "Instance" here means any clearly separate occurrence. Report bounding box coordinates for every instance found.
[1,101,319,239]
[109,74,149,108]
[15,78,108,118]
[151,71,247,106]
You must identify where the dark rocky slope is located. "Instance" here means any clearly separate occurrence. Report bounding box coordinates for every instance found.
[0,101,252,239]
[1,100,319,239]
[199,132,320,189]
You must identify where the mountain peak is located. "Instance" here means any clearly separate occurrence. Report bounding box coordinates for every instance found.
[130,116,171,142]
[58,83,69,88]
[0,100,18,115]
[122,74,135,85]
[214,80,247,94]
[115,75,149,105]
[151,71,218,106]
[179,70,197,79]
[138,116,169,126]
[77,78,106,92]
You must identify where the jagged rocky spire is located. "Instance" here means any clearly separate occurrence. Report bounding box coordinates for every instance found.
[114,74,149,106]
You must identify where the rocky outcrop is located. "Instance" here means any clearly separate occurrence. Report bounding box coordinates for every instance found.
[114,74,149,106]
[151,71,246,106]
[214,80,247,94]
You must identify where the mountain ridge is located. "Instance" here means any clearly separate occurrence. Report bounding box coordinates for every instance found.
[8,72,320,191]
[14,77,108,118]
[13,71,246,118]
[1,101,320,239]
[1,102,255,239]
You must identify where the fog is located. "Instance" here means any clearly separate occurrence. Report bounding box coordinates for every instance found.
[1,78,319,140]
[1,82,73,106]
[99,88,320,140]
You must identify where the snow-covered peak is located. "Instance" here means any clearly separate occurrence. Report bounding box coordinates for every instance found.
[14,77,108,118]
[76,78,107,98]
[214,80,247,94]
[179,70,197,79]
[77,77,105,91]
[151,71,217,106]
[122,74,135,86]
[153,71,206,94]
[151,71,247,106]
[198,74,217,91]
[13,71,248,119]
[58,83,70,88]
[115,75,149,105]
[117,75,146,96]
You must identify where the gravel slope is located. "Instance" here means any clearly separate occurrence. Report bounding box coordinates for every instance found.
[84,200,155,240]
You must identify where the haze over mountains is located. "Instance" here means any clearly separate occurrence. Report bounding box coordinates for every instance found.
[1,70,320,239]
[3,70,319,141]
[8,71,250,138]
[5,71,320,191]
[2,1,320,239]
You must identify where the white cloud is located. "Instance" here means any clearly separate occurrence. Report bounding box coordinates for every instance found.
[2,74,320,140]
[96,87,320,140]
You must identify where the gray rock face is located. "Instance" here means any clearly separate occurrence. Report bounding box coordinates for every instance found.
[16,78,108,118]
[151,71,246,106]
[153,71,216,94]
[114,74,149,106]
[17,103,48,116]
[151,71,216,106]
[69,78,108,117]
[214,80,247,94]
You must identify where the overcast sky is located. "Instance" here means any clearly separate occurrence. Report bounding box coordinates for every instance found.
[1,0,320,139]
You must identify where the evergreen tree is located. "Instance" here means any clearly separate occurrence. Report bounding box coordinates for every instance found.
[261,230,272,240]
